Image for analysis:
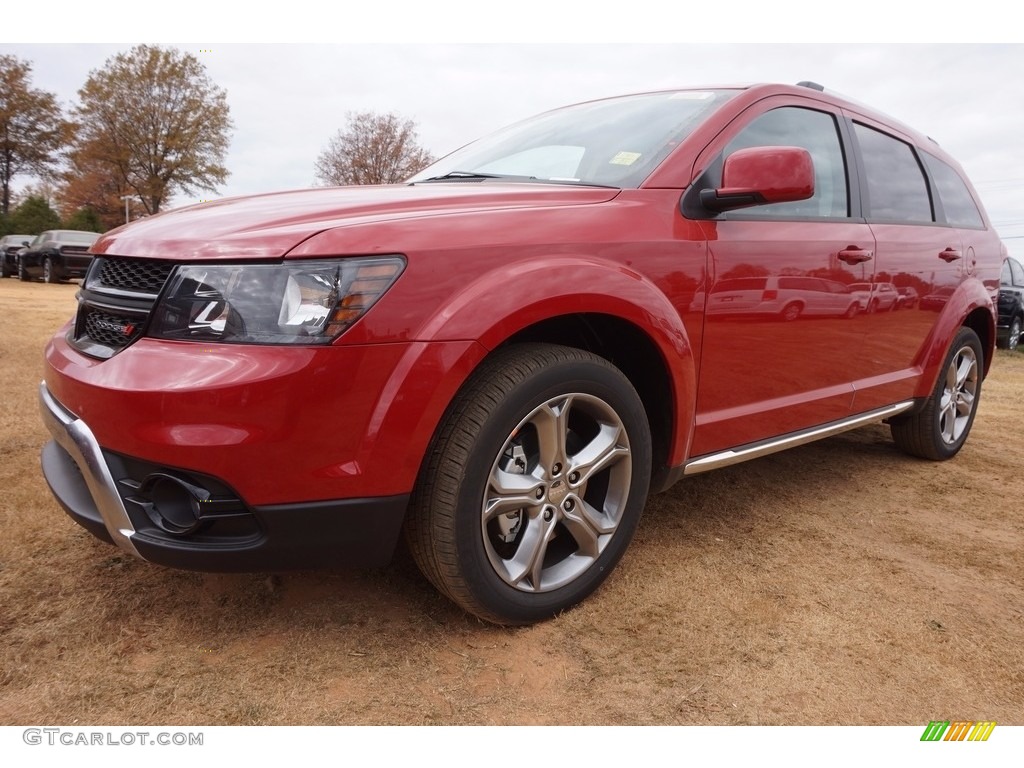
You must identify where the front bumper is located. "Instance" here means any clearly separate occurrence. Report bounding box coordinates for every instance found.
[39,382,409,570]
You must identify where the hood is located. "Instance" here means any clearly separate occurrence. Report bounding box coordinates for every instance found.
[94,183,620,261]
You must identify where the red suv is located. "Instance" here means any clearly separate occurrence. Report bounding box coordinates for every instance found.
[39,83,1003,624]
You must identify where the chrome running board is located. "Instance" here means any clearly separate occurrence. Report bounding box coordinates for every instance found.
[683,400,916,476]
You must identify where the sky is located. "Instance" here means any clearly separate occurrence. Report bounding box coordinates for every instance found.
[2,10,1023,257]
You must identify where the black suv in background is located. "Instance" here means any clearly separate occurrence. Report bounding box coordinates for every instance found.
[0,234,33,278]
[17,230,100,283]
[998,256,1024,350]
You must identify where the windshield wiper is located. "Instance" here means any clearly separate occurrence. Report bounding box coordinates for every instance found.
[418,171,508,182]
[414,171,617,188]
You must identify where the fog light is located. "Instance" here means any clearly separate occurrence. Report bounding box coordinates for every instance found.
[137,473,211,535]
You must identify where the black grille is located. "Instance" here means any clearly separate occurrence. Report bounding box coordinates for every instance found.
[82,310,145,349]
[72,256,177,358]
[97,257,175,294]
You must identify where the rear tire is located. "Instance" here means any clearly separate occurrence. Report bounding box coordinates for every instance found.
[1007,316,1021,351]
[404,344,652,625]
[781,302,802,321]
[891,327,983,460]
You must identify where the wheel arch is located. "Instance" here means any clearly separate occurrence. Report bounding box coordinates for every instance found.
[408,256,698,481]
[912,278,996,399]
[499,313,683,493]
[963,305,995,375]
[781,300,804,318]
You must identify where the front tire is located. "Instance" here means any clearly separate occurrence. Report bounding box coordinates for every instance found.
[43,257,57,284]
[404,344,652,625]
[17,257,31,282]
[891,327,983,460]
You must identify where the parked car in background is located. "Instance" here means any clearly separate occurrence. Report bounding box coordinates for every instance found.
[18,230,100,283]
[998,256,1024,350]
[0,234,33,278]
[38,82,1004,625]
[850,281,900,312]
[706,275,861,320]
[896,286,919,309]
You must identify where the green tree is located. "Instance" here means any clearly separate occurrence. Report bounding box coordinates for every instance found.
[11,195,61,234]
[0,55,67,216]
[63,206,105,233]
[314,111,433,186]
[72,45,232,215]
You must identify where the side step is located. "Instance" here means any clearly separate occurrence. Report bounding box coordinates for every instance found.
[683,400,916,476]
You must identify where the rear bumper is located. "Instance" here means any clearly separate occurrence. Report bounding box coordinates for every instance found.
[39,382,409,570]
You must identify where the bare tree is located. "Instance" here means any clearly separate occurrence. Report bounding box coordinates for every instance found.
[314,112,433,186]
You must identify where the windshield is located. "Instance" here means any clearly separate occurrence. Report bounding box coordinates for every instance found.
[409,89,738,189]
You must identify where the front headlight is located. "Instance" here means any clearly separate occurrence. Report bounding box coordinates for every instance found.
[148,257,405,345]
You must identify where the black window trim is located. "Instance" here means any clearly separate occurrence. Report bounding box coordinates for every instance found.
[845,116,960,230]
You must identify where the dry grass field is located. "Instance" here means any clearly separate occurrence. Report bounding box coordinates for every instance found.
[1,278,1022,725]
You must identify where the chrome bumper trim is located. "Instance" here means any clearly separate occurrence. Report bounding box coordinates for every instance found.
[38,381,142,558]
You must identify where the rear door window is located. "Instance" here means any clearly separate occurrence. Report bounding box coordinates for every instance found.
[853,123,933,224]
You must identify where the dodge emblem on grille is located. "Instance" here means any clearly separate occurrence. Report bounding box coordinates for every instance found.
[94,317,135,336]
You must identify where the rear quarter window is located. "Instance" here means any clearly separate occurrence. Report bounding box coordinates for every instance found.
[921,152,985,229]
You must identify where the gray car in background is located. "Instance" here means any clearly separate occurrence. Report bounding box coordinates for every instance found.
[0,235,33,278]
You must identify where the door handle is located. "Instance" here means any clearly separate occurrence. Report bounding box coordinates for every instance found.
[939,248,962,262]
[838,247,873,265]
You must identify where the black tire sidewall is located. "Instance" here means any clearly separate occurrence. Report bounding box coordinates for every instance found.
[927,328,984,459]
[449,355,651,624]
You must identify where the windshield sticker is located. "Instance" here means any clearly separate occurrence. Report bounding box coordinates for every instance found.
[609,152,642,166]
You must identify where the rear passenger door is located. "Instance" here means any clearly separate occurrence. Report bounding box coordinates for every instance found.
[688,99,875,457]
[845,119,965,411]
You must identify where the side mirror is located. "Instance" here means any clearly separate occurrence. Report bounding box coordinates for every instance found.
[700,146,815,213]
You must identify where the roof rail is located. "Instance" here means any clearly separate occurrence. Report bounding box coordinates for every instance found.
[796,81,825,92]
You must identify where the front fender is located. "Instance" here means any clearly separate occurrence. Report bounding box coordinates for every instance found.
[409,256,697,466]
